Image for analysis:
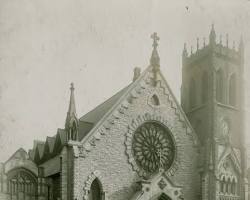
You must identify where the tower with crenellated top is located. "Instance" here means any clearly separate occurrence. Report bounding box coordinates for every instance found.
[181,24,248,200]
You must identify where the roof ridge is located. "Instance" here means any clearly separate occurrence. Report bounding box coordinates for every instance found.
[79,84,131,123]
[80,65,151,144]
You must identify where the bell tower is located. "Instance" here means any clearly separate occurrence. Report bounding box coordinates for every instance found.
[181,25,247,200]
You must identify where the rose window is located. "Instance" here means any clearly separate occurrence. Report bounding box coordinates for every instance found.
[132,122,175,174]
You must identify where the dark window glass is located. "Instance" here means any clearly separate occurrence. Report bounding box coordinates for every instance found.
[216,69,224,103]
[202,72,208,103]
[89,179,101,200]
[189,78,196,108]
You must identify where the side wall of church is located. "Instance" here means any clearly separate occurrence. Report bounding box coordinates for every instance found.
[73,76,200,200]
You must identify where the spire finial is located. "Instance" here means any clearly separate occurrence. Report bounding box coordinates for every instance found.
[209,23,216,45]
[67,82,76,118]
[70,82,74,91]
[151,32,160,49]
[150,32,160,66]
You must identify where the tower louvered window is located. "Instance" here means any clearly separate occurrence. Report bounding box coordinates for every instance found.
[229,73,236,106]
[189,78,196,109]
[216,69,224,103]
[202,71,208,103]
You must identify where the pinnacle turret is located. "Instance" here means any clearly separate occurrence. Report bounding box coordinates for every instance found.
[66,83,77,120]
[65,83,78,141]
[182,43,188,58]
[209,24,216,45]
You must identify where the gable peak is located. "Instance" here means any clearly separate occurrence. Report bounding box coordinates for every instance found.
[150,32,160,68]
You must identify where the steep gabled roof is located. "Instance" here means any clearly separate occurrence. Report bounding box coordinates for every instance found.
[4,148,28,164]
[80,85,131,124]
[57,128,66,144]
[79,64,198,149]
[78,121,94,140]
[51,129,66,156]
[37,142,45,159]
[41,136,56,162]
[28,149,35,161]
[78,84,131,140]
[46,136,56,153]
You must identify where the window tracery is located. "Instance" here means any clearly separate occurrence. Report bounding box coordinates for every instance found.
[132,122,175,174]
[7,168,37,200]
[218,156,239,199]
[189,78,196,108]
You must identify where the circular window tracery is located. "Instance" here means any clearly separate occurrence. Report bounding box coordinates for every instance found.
[132,122,175,174]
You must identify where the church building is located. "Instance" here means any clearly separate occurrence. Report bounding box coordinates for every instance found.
[0,26,248,200]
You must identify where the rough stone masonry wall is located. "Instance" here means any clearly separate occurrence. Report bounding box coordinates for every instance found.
[74,75,200,200]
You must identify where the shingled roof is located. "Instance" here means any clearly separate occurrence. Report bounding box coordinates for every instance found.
[46,137,56,153]
[78,84,131,140]
[80,85,130,123]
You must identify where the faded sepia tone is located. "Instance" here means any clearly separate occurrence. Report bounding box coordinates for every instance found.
[0,0,250,200]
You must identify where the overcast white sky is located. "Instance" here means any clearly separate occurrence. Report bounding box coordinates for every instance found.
[0,0,250,161]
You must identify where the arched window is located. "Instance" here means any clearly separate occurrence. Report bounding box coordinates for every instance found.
[231,180,236,194]
[72,121,77,140]
[229,73,237,106]
[228,180,231,194]
[225,179,229,193]
[220,179,223,192]
[216,69,224,103]
[222,177,226,193]
[189,78,196,109]
[7,168,37,200]
[202,71,209,103]
[89,178,102,200]
[68,121,78,141]
[150,94,160,106]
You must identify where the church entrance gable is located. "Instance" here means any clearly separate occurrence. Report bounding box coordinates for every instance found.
[73,37,199,199]
[130,173,182,200]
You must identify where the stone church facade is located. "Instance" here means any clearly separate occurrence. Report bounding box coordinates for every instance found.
[0,26,248,200]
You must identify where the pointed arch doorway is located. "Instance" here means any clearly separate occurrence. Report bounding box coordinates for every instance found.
[151,193,172,200]
[158,193,171,200]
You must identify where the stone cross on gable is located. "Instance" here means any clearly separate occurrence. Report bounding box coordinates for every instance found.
[151,32,160,49]
[70,82,74,91]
